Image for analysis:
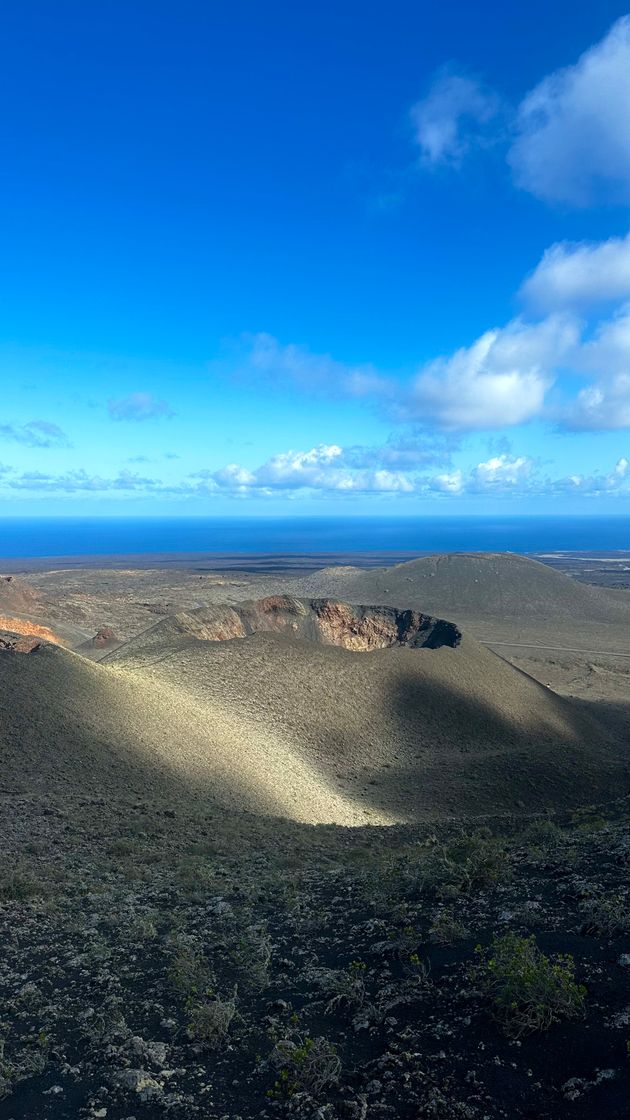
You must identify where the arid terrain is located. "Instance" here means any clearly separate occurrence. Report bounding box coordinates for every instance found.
[2,552,630,1119]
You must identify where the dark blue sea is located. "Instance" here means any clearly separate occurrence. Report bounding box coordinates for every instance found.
[0,516,629,559]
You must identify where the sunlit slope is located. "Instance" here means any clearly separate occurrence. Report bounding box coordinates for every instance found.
[0,642,371,825]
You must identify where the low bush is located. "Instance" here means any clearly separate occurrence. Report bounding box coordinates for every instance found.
[429,908,469,945]
[268,1035,341,1098]
[471,933,586,1038]
[424,833,508,896]
[186,990,237,1046]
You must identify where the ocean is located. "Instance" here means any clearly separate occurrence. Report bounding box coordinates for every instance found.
[0,515,629,559]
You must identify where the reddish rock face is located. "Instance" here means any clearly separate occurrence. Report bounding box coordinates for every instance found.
[0,617,63,646]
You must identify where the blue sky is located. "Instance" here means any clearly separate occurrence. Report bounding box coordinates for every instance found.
[3,1,630,514]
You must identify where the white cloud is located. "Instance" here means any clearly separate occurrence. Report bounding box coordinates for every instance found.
[470,453,534,488]
[212,464,256,488]
[429,469,463,494]
[522,231,630,310]
[428,455,630,499]
[569,379,630,430]
[509,17,630,205]
[5,448,630,503]
[224,320,583,432]
[405,315,578,429]
[206,444,416,495]
[410,71,501,166]
[566,304,630,429]
[426,455,533,497]
[553,458,630,494]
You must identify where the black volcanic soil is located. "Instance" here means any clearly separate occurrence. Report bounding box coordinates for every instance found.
[3,794,630,1120]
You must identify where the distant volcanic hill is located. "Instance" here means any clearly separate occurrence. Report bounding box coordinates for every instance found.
[296,553,630,622]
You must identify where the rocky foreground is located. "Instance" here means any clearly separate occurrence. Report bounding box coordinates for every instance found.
[3,799,630,1119]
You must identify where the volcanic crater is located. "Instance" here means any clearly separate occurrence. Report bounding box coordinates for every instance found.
[127,595,463,653]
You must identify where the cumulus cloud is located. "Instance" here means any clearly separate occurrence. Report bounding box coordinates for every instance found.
[0,420,71,448]
[509,17,630,205]
[409,19,630,208]
[565,304,630,428]
[4,447,629,503]
[410,71,501,166]
[569,380,630,430]
[553,457,630,494]
[429,455,630,499]
[204,444,416,495]
[470,453,534,489]
[108,393,174,422]
[426,455,533,497]
[198,443,567,500]
[522,231,630,310]
[429,469,463,494]
[404,315,578,429]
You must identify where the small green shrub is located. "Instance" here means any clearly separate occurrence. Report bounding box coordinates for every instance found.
[429,909,469,946]
[187,989,237,1046]
[175,856,217,896]
[129,914,158,941]
[580,892,630,937]
[268,1035,340,1098]
[519,819,565,853]
[471,933,586,1037]
[324,961,367,1013]
[231,922,272,991]
[167,937,216,996]
[0,1030,49,1099]
[423,833,508,896]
